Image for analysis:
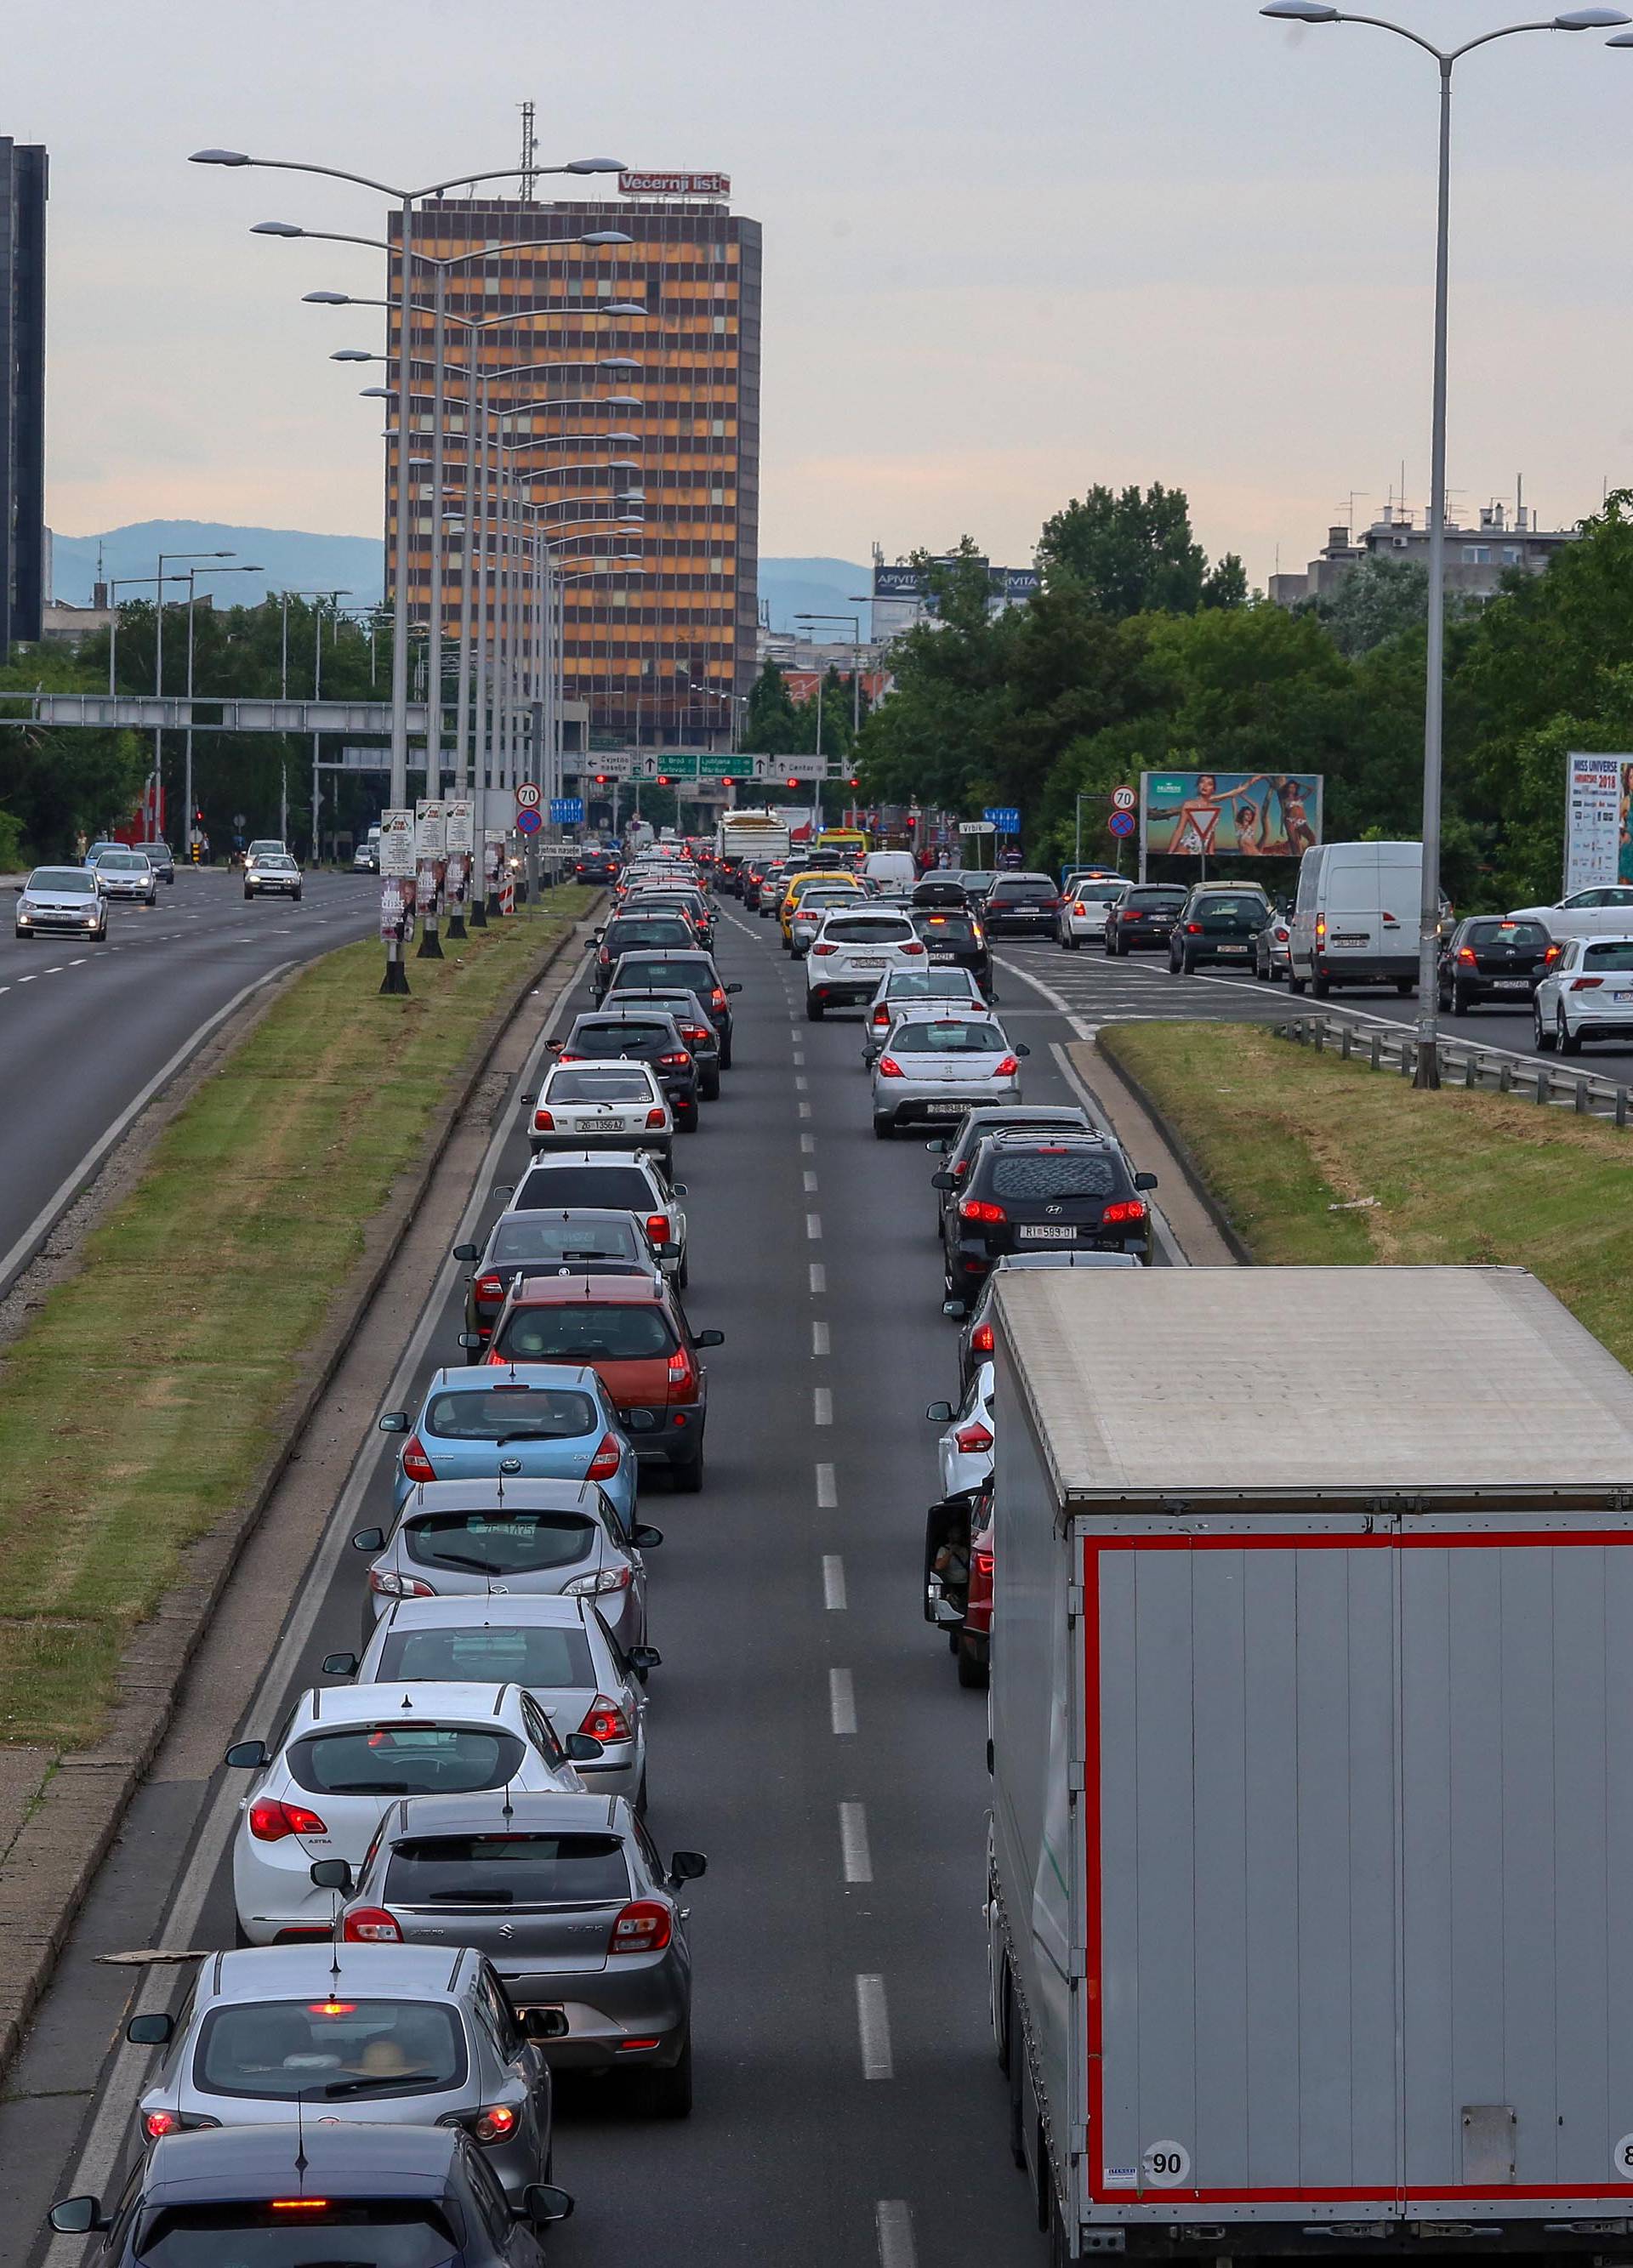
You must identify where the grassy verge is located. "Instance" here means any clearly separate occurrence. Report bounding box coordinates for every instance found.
[0,890,591,1748]
[1099,1020,1633,1366]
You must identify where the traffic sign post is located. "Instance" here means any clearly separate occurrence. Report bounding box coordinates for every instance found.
[1111,785,1137,812]
[515,782,542,811]
[414,800,447,962]
[378,809,415,995]
[515,806,543,837]
[1108,810,1136,839]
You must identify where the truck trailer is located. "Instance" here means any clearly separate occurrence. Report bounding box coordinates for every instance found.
[987,1265,1633,2262]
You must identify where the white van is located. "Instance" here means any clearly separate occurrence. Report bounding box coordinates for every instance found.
[1289,839,1422,996]
[862,849,918,898]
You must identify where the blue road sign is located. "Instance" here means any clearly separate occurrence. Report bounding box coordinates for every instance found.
[549,798,585,825]
[1108,809,1136,838]
[515,806,543,837]
[983,805,1021,834]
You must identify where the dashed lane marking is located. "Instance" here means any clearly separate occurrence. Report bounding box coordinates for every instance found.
[816,1461,837,1508]
[814,1386,834,1426]
[856,1974,893,2077]
[840,1802,873,1883]
[830,1669,857,1736]
[822,1554,847,1609]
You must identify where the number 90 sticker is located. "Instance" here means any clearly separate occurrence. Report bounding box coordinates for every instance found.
[1142,2141,1192,2189]
[1614,2133,1633,2180]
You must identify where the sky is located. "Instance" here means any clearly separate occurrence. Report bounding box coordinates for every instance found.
[18,0,1633,591]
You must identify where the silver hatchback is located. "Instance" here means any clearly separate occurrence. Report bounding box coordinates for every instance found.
[870,1012,1027,1138]
[128,1941,555,2204]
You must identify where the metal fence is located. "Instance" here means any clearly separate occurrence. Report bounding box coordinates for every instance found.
[1277,1014,1631,1128]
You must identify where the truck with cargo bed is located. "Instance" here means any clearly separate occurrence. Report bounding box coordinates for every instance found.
[987,1265,1633,2263]
[714,808,792,894]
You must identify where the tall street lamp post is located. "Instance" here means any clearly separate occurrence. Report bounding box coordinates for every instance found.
[155,549,234,836]
[183,562,262,855]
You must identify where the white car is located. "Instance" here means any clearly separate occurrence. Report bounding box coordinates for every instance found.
[89,847,156,905]
[528,1060,673,1162]
[1509,885,1633,945]
[1057,877,1127,950]
[14,865,108,941]
[928,1360,995,1497]
[505,1150,691,1286]
[244,850,303,901]
[225,1680,594,1944]
[1532,934,1633,1055]
[861,966,987,1066]
[805,908,928,1018]
[870,1009,1026,1137]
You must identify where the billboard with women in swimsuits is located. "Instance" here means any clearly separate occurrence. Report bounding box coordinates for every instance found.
[1141,771,1323,860]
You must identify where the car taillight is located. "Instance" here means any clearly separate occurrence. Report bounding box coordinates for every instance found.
[812,941,838,956]
[248,1799,329,1843]
[565,1566,632,1597]
[667,1347,697,1394]
[953,1159,969,1179]
[872,1007,891,1028]
[1073,901,1088,916]
[955,1421,994,1453]
[993,1054,1020,1077]
[1101,1198,1147,1225]
[142,2111,219,2140]
[471,2104,519,2145]
[1545,943,1565,967]
[368,1567,436,1600]
[1572,976,1603,991]
[646,1213,671,1246]
[1124,910,1142,922]
[877,1055,904,1077]
[1315,916,1328,940]
[532,1109,555,1130]
[711,987,727,1009]
[681,1025,709,1043]
[610,1899,673,1955]
[557,1052,583,1064]
[1456,946,1478,966]
[598,947,610,964]
[900,941,926,956]
[645,1106,668,1128]
[1039,897,1058,911]
[972,1549,995,1579]
[342,1907,403,1944]
[959,1198,1006,1224]
[1186,922,1203,935]
[971,1322,994,1354]
[587,1434,623,1481]
[475,1274,505,1301]
[658,1051,690,1066]
[401,1435,435,1484]
[580,1694,632,1743]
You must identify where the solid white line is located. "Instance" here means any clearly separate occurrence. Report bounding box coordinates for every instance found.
[803,1168,818,1193]
[840,1800,873,1881]
[816,1461,837,1508]
[830,1668,857,1736]
[0,959,299,1298]
[809,1262,826,1294]
[856,1973,893,2077]
[822,1553,847,1609]
[806,1212,822,1240]
[813,1386,834,1426]
[876,2201,917,2268]
[811,1320,830,1356]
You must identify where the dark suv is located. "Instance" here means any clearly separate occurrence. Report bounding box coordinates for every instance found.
[910,903,993,995]
[1168,884,1270,974]
[605,949,743,1066]
[1436,915,1551,1013]
[936,1129,1157,1300]
[550,1009,701,1124]
[589,914,696,1000]
[981,872,1060,936]
[1103,883,1187,955]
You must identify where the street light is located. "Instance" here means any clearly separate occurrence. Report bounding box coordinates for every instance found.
[1260,0,1628,1088]
[182,563,262,855]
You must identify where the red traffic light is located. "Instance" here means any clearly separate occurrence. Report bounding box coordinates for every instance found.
[848,776,860,789]
[656,775,672,787]
[593,773,611,786]
[785,777,799,790]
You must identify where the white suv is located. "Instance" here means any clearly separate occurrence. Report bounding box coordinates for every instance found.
[1533,934,1633,1055]
[805,909,927,1019]
[504,1150,691,1287]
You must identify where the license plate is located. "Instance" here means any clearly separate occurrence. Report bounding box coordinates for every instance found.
[850,957,887,968]
[1215,944,1249,955]
[928,951,956,963]
[585,1116,628,1130]
[1612,992,1633,1004]
[1018,1225,1077,1242]
[1333,933,1368,946]
[925,1101,966,1116]
[1491,979,1529,991]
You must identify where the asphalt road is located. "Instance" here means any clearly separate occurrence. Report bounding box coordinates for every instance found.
[0,899,1154,2265]
[0,867,381,1292]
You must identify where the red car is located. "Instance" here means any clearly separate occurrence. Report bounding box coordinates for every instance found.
[475,1272,722,1493]
[924,1483,993,1689]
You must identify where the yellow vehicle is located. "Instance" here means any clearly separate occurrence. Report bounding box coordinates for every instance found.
[778,866,863,943]
[813,827,870,861]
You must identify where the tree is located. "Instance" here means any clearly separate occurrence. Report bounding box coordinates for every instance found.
[0,643,145,861]
[743,658,802,756]
[1038,483,1246,618]
[1308,554,1431,659]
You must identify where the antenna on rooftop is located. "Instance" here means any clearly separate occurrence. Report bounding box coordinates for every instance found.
[519,101,538,202]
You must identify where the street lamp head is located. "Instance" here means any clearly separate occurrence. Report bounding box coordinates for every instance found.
[330,349,378,362]
[565,158,627,174]
[302,290,352,305]
[1556,5,1630,22]
[358,386,392,399]
[191,147,252,166]
[579,230,635,246]
[599,302,647,317]
[1260,1,1340,17]
[604,395,643,407]
[251,220,305,237]
[597,357,643,371]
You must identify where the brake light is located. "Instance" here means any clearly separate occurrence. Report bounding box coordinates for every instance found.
[1456,946,1478,966]
[1101,1198,1147,1225]
[1039,897,1058,911]
[959,1198,1006,1225]
[711,987,727,1009]
[657,1050,690,1066]
[680,1025,708,1043]
[342,1907,403,1944]
[812,941,839,957]
[900,941,926,956]
[272,2199,332,2211]
[992,1054,1020,1077]
[1545,942,1565,967]
[367,1567,435,1600]
[475,1273,505,1301]
[877,1055,904,1077]
[142,2111,180,2140]
[646,1106,669,1128]
[1073,902,1088,916]
[580,1694,632,1742]
[646,1213,671,1246]
[587,1434,623,1481]
[954,1421,994,1454]
[556,1052,583,1064]
[472,2104,519,2145]
[667,1346,697,1394]
[953,1159,969,1179]
[872,1007,891,1027]
[972,1549,995,1579]
[610,1899,673,1955]
[532,1109,555,1130]
[249,1799,329,1843]
[1124,910,1142,922]
[971,1322,994,1354]
[598,947,610,964]
[401,1435,435,1484]
[1186,922,1203,935]
[1571,976,1603,991]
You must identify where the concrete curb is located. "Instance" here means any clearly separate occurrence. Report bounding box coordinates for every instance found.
[1090,1033,1255,1267]
[0,903,598,2083]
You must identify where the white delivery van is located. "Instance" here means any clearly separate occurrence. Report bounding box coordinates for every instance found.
[861,849,917,897]
[1289,838,1421,996]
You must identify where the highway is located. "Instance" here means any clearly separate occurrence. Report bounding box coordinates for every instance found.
[0,869,378,1294]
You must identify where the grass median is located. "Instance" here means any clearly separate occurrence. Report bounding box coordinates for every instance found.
[1100,1020,1633,1365]
[0,890,591,1749]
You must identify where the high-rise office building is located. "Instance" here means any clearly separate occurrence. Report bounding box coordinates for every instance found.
[0,140,47,651]
[388,179,760,751]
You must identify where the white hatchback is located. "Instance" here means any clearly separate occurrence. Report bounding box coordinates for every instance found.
[529,1060,673,1161]
[1533,934,1633,1055]
[1058,877,1128,950]
[805,909,927,1018]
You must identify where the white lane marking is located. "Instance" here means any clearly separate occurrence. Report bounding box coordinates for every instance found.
[822,1553,847,1609]
[840,1801,873,1882]
[813,1386,834,1426]
[792,1049,805,1067]
[804,1168,819,1193]
[830,1668,857,1736]
[876,2201,917,2268]
[800,1133,815,1155]
[805,1212,822,1240]
[811,1320,830,1356]
[798,1100,811,1119]
[17,973,37,982]
[43,964,64,974]
[67,958,88,967]
[856,1974,893,2077]
[816,1461,837,1508]
[794,1074,809,1092]
[809,1262,826,1293]
[993,951,1096,1039]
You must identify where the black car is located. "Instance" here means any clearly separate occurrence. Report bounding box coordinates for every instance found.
[926,1104,1095,1236]
[910,903,993,996]
[553,1009,702,1126]
[947,1248,1143,1390]
[981,872,1060,936]
[572,850,622,886]
[1103,883,1188,955]
[454,1208,660,1353]
[605,986,723,1097]
[48,2120,572,2264]
[937,1129,1157,1301]
[1168,884,1271,974]
[605,950,742,1066]
[135,838,176,884]
[624,888,714,947]
[1437,914,1552,1012]
[589,914,697,1000]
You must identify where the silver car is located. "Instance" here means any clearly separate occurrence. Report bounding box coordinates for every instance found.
[860,967,987,1066]
[787,885,866,959]
[927,1358,996,1497]
[870,1012,1027,1139]
[331,1789,706,2116]
[350,1478,661,1655]
[14,865,108,941]
[339,1593,658,1805]
[527,1062,673,1163]
[245,850,303,900]
[128,1941,555,2204]
[90,846,156,904]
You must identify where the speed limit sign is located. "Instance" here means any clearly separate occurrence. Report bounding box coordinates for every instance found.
[1111,784,1137,812]
[515,783,542,811]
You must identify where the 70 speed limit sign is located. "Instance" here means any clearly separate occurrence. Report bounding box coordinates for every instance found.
[515,783,542,811]
[1111,785,1137,812]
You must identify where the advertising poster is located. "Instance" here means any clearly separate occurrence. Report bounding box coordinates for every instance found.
[378,809,415,878]
[1141,770,1323,860]
[378,877,415,942]
[1563,753,1633,892]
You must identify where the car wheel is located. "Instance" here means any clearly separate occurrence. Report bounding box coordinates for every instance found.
[671,1443,704,1494]
[873,1116,893,1140]
[956,1633,989,1690]
[635,2030,693,2118]
[146,893,156,907]
[1180,948,1197,976]
[1312,975,1330,998]
[1288,972,1306,996]
[676,1100,700,1133]
[243,888,253,901]
[1062,930,1079,952]
[805,994,824,1020]
[1113,935,1129,957]
[1254,954,1267,982]
[1451,985,1472,1015]
[1558,1007,1583,1055]
[676,1253,690,1289]
[293,890,303,902]
[701,1068,721,1101]
[1533,1007,1556,1054]
[1395,977,1414,996]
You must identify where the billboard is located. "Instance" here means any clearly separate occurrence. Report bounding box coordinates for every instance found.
[619,170,730,196]
[1141,770,1323,860]
[1564,753,1633,891]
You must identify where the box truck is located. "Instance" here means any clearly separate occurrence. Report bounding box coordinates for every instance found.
[987,1265,1633,2262]
[714,808,792,894]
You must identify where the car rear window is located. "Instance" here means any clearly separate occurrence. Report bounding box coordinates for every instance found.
[891,1020,1005,1053]
[1582,941,1633,969]
[1465,920,1548,948]
[987,1152,1123,1201]
[886,970,977,998]
[989,880,1055,903]
[549,1071,655,1104]
[377,1624,596,1688]
[384,1833,632,1908]
[423,1386,597,1440]
[488,1216,641,1267]
[572,1021,670,1052]
[287,1725,526,1797]
[609,919,691,948]
[515,1167,657,1211]
[913,911,978,942]
[1126,890,1186,909]
[496,1303,677,1363]
[402,1511,596,1575]
[1191,895,1264,923]
[612,957,715,993]
[825,917,915,942]
[194,1997,467,2102]
[1069,882,1125,904]
[137,2203,460,2266]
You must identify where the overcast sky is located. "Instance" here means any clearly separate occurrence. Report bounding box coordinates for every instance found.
[18,0,1633,588]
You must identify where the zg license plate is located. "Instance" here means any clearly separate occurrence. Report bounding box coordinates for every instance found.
[1019,1225,1077,1242]
[851,957,887,968]
[925,1101,966,1117]
[1491,979,1529,990]
[928,951,956,962]
[586,1116,628,1129]
[1333,932,1368,946]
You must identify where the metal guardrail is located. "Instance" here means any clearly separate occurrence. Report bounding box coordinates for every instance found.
[1277,1014,1631,1128]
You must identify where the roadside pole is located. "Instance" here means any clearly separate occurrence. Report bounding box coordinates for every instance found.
[445,795,473,941]
[414,797,446,960]
[378,807,415,994]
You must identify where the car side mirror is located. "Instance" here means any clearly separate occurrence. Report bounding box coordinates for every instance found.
[1015,1043,1031,1058]
[224,1740,268,1770]
[693,1328,725,1349]
[452,1242,479,1262]
[632,1523,664,1549]
[930,1171,956,1192]
[1134,1171,1159,1191]
[671,1183,687,1197]
[563,1732,604,1763]
[321,1651,359,1678]
[458,1332,483,1350]
[548,1039,563,1051]
[931,1595,966,1628]
[521,2011,570,2044]
[942,1297,968,1319]
[351,1526,386,1553]
[925,1401,954,1424]
[725,982,743,994]
[49,2198,109,2237]
[378,1411,411,1435]
[126,2011,175,2047]
[521,2182,575,2225]
[517,1092,534,1107]
[310,1859,355,1892]
[492,1185,513,1201]
[669,1849,708,1882]
[629,1645,662,1674]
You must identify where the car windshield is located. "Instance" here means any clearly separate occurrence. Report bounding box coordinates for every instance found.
[497,1303,677,1363]
[487,1215,641,1267]
[384,1832,630,1908]
[96,852,146,870]
[27,868,94,893]
[516,1167,658,1212]
[255,855,297,873]
[548,1071,656,1105]
[825,918,914,943]
[1465,920,1547,948]
[891,1020,1005,1054]
[423,1386,597,1441]
[193,1998,466,2102]
[377,1623,596,1688]
[913,912,979,943]
[401,1510,597,1575]
[988,1151,1123,1201]
[1582,942,1633,969]
[287,1725,526,1797]
[134,2203,460,2267]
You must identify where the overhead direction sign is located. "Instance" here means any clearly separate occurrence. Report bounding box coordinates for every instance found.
[983,806,1021,834]
[549,798,585,825]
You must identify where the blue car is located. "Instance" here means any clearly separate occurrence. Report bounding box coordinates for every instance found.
[380,1364,638,1527]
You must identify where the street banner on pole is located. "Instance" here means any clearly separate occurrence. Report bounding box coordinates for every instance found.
[415,800,447,920]
[378,809,415,878]
[1564,753,1632,892]
[445,799,474,855]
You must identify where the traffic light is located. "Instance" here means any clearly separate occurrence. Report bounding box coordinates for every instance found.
[786,776,799,790]
[594,773,611,787]
[656,775,672,787]
[848,776,860,789]
[193,808,205,824]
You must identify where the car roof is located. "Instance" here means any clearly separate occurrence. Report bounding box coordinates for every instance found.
[289,1681,526,1731]
[388,1788,626,1840]
[982,1126,1116,1150]
[486,1208,640,1235]
[989,872,1053,885]
[203,1942,465,2004]
[143,2119,460,2201]
[424,1361,602,1395]
[517,1151,665,1176]
[394,1478,601,1515]
[503,1273,669,1309]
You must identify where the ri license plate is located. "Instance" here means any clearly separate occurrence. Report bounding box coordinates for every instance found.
[850,956,887,968]
[1019,1225,1077,1242]
[928,950,956,963]
[925,1101,966,1117]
